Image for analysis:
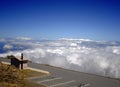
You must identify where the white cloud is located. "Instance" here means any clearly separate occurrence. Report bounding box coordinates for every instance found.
[59,38,92,41]
[16,37,32,40]
[47,49,64,55]
[0,38,6,42]
[67,54,83,66]
[3,44,13,50]
[70,43,77,46]
[0,39,120,79]
[113,48,120,54]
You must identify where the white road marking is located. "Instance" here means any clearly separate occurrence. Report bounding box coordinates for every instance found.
[26,67,50,74]
[49,80,75,87]
[26,75,50,80]
[81,83,90,87]
[37,77,62,83]
[2,62,10,64]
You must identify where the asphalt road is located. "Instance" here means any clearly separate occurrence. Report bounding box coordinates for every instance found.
[28,62,120,87]
[1,58,120,87]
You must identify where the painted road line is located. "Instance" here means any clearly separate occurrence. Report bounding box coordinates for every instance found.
[37,77,62,83]
[81,83,90,87]
[49,80,75,87]
[26,74,50,80]
[27,67,50,74]
[2,62,10,65]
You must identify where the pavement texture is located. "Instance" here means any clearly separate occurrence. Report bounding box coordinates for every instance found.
[1,58,120,87]
[28,62,120,87]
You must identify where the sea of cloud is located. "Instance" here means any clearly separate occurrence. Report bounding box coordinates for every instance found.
[0,38,120,79]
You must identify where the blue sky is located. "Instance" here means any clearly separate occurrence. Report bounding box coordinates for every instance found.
[0,0,120,41]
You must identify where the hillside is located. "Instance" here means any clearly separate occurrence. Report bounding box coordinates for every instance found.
[0,61,46,87]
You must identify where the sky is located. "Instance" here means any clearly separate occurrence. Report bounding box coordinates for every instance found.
[0,0,120,41]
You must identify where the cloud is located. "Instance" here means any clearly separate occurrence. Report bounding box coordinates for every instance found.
[3,44,13,50]
[59,38,92,41]
[113,48,120,54]
[0,38,6,42]
[0,38,120,79]
[16,37,32,40]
